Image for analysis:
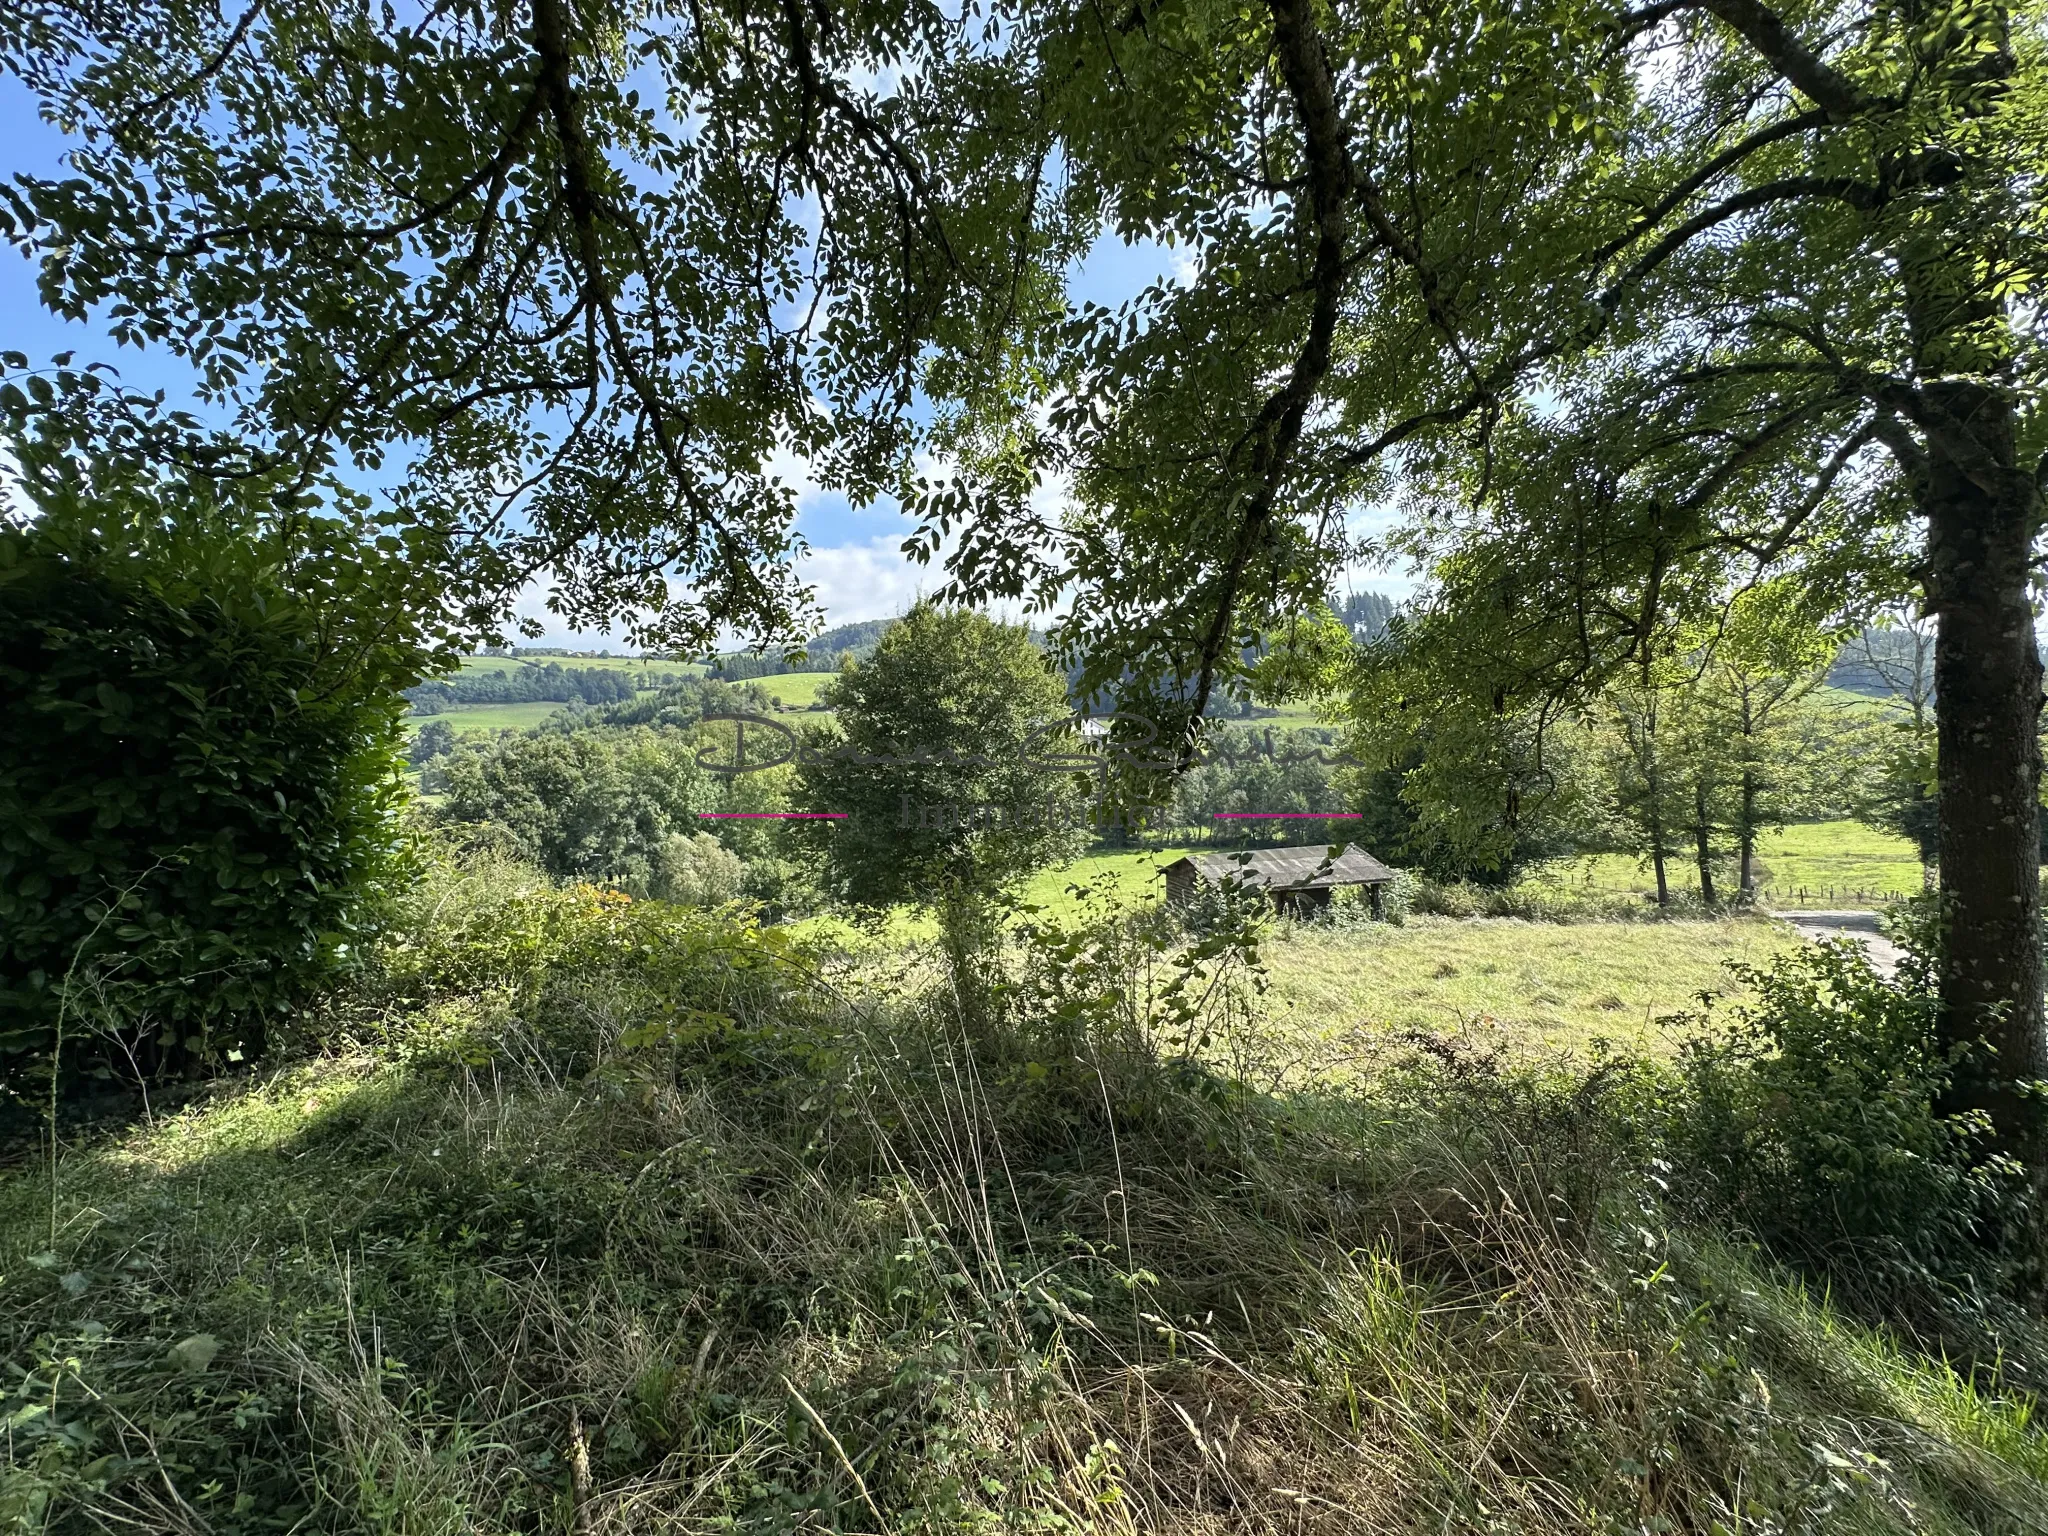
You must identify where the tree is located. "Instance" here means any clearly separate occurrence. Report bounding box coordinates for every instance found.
[408,720,460,773]
[1841,606,1943,885]
[1334,599,1601,887]
[435,726,714,893]
[793,604,1086,942]
[1172,723,1344,847]
[1602,667,1685,907]
[1694,586,1842,900]
[0,0,1059,650]
[647,832,747,908]
[901,0,2046,1167]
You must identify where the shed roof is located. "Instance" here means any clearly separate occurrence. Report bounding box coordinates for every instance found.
[1167,846,1395,892]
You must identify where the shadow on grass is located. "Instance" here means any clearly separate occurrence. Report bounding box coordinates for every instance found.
[6,985,2048,1535]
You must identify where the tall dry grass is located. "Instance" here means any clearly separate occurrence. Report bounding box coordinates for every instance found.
[4,859,2045,1533]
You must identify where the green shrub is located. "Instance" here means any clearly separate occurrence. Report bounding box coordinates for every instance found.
[1409,875,1660,922]
[334,843,803,1075]
[647,831,746,907]
[0,514,423,1095]
[1661,938,2016,1298]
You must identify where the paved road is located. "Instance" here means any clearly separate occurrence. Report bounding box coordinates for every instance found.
[1772,909,1905,978]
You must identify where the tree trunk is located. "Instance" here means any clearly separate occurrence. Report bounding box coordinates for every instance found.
[1642,707,1670,906]
[1693,780,1716,906]
[1738,768,1757,900]
[1922,382,2046,1165]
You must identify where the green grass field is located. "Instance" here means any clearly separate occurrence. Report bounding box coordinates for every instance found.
[818,844,1800,1065]
[1013,849,1802,1056]
[746,669,839,709]
[403,701,571,734]
[1248,702,1335,730]
[1542,819,1923,906]
[1260,914,1796,1063]
[1015,844,1197,909]
[1014,849,1803,1059]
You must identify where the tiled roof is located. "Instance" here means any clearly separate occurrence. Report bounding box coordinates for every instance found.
[1169,845,1395,891]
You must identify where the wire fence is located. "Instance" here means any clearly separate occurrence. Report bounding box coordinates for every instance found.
[1751,885,1920,910]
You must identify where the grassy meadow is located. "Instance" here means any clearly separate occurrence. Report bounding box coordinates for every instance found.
[10,858,2045,1533]
[1548,819,1924,905]
[1260,914,1797,1063]
[403,700,574,734]
[840,846,1811,1071]
[46,662,2020,1530]
[1017,848,1804,1060]
[747,668,839,709]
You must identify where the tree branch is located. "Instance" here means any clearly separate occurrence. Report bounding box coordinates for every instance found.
[1601,176,1883,309]
[1179,0,1355,757]
[1698,0,1877,118]
[1593,108,1833,265]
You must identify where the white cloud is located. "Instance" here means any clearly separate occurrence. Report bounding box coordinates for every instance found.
[797,535,940,624]
[761,442,828,509]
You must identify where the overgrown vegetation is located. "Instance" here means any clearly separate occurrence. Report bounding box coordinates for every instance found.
[0,475,437,1100]
[6,850,2046,1533]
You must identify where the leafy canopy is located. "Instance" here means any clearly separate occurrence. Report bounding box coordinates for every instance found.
[795,604,1086,910]
[0,0,1070,648]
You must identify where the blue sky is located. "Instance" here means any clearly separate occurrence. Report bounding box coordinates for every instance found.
[1,76,1404,650]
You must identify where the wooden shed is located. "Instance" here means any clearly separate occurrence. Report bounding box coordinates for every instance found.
[1163,846,1397,916]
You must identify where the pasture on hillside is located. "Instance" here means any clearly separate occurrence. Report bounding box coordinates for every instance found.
[402,701,574,735]
[748,669,838,710]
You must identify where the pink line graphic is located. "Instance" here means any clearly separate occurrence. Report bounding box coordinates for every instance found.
[698,811,846,820]
[1212,812,1361,820]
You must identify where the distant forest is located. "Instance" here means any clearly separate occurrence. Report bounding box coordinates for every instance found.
[708,618,899,679]
[1334,589,1396,641]
[405,662,684,713]
[709,595,1402,681]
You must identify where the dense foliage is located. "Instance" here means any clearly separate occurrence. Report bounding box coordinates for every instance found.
[434,727,718,900]
[1664,933,2017,1300]
[539,674,776,733]
[795,605,1086,911]
[1171,723,1351,847]
[0,514,419,1093]
[0,0,1065,652]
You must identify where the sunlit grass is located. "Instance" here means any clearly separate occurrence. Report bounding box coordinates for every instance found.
[749,669,839,709]
[10,876,2043,1533]
[1258,913,1798,1061]
[1543,818,1923,905]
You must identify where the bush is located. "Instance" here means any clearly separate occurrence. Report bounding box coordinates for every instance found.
[0,520,415,1095]
[1660,938,2017,1299]
[646,832,746,907]
[1408,876,1662,922]
[330,843,806,1075]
